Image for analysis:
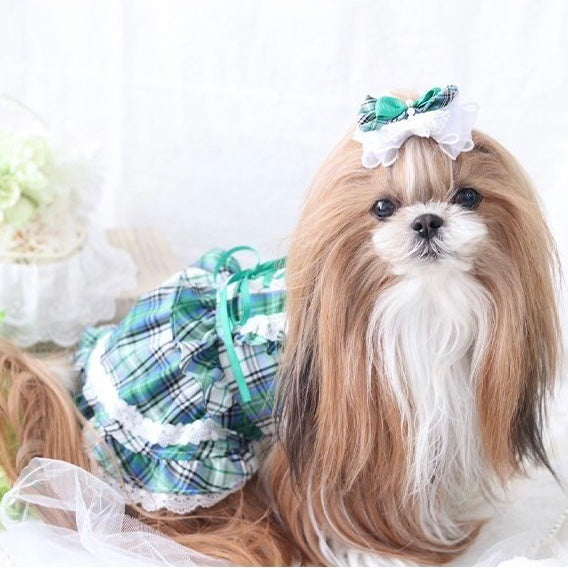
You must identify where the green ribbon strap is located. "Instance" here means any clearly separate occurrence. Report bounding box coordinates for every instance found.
[215,247,285,403]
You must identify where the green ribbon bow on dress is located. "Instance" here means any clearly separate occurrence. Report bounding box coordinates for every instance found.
[214,246,285,403]
[358,85,458,132]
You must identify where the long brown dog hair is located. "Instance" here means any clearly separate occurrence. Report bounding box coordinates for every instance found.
[265,130,561,565]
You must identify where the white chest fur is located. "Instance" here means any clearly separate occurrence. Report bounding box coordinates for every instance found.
[368,265,493,544]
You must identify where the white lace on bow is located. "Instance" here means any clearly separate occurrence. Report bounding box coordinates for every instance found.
[352,96,479,168]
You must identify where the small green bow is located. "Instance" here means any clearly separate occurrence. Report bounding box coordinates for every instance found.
[358,85,458,132]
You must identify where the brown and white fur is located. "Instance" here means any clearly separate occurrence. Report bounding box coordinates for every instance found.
[0,118,561,565]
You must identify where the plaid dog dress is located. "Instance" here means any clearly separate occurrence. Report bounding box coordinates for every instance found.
[75,247,286,514]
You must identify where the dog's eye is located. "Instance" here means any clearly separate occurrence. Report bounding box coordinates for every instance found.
[452,188,482,209]
[371,199,397,219]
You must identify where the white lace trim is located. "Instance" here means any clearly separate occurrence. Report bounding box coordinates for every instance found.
[352,95,479,168]
[83,335,225,447]
[100,471,239,514]
[0,227,137,347]
[238,312,286,342]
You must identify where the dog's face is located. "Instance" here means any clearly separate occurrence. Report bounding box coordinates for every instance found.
[370,138,488,275]
[273,129,561,565]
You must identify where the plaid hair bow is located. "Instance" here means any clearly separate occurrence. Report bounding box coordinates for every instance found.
[358,85,458,132]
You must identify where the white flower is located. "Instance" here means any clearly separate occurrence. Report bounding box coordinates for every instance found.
[3,196,36,228]
[15,161,51,206]
[0,172,21,209]
[0,133,56,228]
[0,118,98,257]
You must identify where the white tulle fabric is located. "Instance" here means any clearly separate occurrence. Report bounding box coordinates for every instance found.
[1,456,568,566]
[0,228,137,347]
[352,96,479,168]
[0,458,227,567]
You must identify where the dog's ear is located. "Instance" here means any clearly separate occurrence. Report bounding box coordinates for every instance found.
[274,131,400,490]
[276,328,320,484]
[275,231,402,493]
[471,133,561,477]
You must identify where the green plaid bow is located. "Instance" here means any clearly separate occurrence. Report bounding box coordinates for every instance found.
[358,85,458,132]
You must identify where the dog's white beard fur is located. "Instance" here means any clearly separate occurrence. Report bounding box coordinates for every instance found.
[330,266,494,567]
[374,266,492,533]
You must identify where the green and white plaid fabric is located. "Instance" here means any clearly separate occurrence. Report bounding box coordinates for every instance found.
[75,247,286,514]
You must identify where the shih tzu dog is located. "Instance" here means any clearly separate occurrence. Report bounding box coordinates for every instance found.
[0,85,561,566]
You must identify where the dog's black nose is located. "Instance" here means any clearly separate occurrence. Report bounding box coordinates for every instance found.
[412,214,444,240]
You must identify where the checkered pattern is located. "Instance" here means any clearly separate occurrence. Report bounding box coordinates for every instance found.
[75,248,285,505]
[358,85,458,132]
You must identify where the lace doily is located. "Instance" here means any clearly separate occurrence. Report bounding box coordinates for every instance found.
[0,228,137,347]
